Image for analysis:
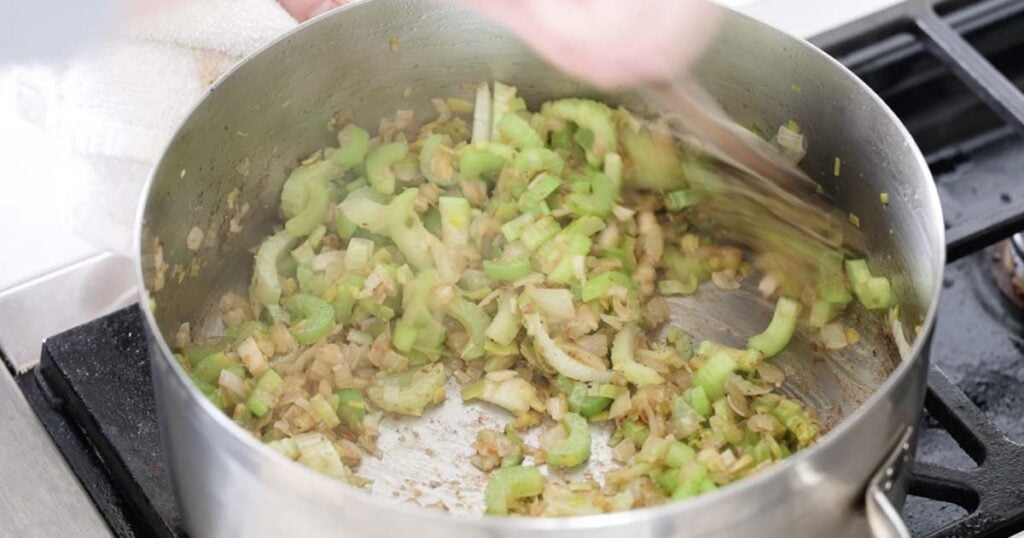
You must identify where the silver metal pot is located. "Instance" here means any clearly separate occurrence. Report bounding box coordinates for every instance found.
[134,1,945,536]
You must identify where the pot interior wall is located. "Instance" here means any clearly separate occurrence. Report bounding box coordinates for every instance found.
[138,0,942,514]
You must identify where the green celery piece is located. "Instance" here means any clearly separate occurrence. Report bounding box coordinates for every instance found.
[246,369,283,417]
[226,320,269,344]
[193,352,237,385]
[619,418,649,447]
[611,325,665,386]
[393,269,445,354]
[772,398,820,447]
[845,259,892,310]
[576,395,612,418]
[419,134,457,186]
[546,412,592,468]
[388,188,439,271]
[710,399,745,445]
[565,170,616,217]
[665,189,699,210]
[581,270,634,302]
[532,216,604,283]
[329,274,364,324]
[286,294,335,345]
[285,176,331,237]
[748,297,800,358]
[422,208,442,236]
[337,186,390,236]
[517,173,562,213]
[485,293,521,346]
[280,160,343,218]
[692,351,737,401]
[513,147,564,176]
[366,363,447,416]
[471,82,492,143]
[326,124,370,167]
[366,140,408,195]
[438,196,472,251]
[335,212,358,239]
[657,278,698,296]
[662,250,711,284]
[251,230,299,306]
[542,99,616,167]
[809,300,844,328]
[183,345,220,366]
[541,234,591,284]
[483,257,532,282]
[484,465,545,516]
[445,297,491,360]
[817,251,852,305]
[310,393,341,428]
[664,441,696,468]
[620,121,687,191]
[459,143,514,182]
[687,386,711,417]
[497,113,543,150]
[500,212,535,242]
[520,216,561,251]
[652,468,679,495]
[671,462,709,500]
[334,388,367,431]
[490,81,518,140]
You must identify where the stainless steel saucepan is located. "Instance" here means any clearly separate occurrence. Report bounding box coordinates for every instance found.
[134,1,945,536]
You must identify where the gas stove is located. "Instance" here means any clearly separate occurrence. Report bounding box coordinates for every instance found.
[7,0,1024,536]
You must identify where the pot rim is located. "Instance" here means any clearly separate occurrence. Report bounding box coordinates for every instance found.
[133,0,946,530]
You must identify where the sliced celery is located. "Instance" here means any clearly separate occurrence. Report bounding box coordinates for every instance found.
[546,412,591,468]
[327,124,370,167]
[445,297,491,360]
[251,230,298,307]
[611,325,665,386]
[334,388,367,431]
[366,363,447,416]
[286,294,335,345]
[246,369,282,417]
[692,351,737,400]
[497,113,543,149]
[419,134,457,186]
[748,297,799,358]
[513,147,564,176]
[845,259,893,310]
[484,465,545,516]
[543,98,616,167]
[366,140,408,195]
[459,143,514,182]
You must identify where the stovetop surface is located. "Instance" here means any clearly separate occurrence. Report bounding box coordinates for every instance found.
[13,0,1024,537]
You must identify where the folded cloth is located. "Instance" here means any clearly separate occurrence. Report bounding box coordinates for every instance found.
[7,0,298,255]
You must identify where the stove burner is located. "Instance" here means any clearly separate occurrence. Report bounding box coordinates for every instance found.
[993,236,1024,309]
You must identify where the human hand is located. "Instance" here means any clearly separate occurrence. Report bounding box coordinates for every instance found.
[278,0,347,21]
[456,0,721,89]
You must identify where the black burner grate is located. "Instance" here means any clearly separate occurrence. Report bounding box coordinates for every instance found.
[815,0,1024,536]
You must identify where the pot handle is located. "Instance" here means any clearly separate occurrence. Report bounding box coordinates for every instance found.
[865,426,914,538]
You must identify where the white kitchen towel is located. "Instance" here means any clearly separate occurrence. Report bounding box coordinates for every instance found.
[7,0,298,255]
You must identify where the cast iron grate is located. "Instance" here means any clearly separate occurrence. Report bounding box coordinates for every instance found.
[815,0,1024,536]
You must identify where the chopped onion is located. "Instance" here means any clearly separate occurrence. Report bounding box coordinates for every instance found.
[758,273,781,298]
[757,363,785,386]
[711,270,741,290]
[218,369,246,399]
[821,322,847,350]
